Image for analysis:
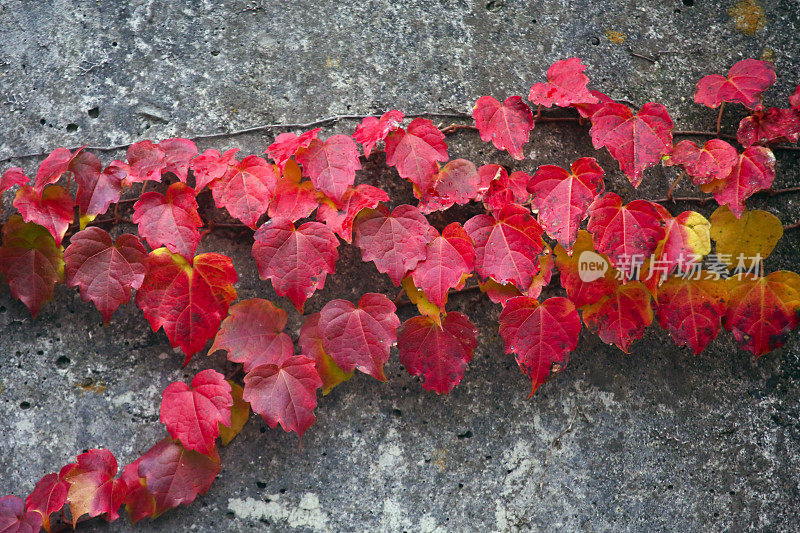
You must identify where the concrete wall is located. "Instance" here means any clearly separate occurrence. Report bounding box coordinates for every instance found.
[1,1,799,531]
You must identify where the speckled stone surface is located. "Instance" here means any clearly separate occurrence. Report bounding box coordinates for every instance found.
[1,0,799,531]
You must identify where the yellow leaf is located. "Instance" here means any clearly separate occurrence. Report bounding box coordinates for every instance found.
[710,206,783,268]
[79,213,97,230]
[401,276,442,324]
[219,381,250,446]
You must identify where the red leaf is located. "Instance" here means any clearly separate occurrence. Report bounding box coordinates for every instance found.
[352,110,404,158]
[209,155,278,228]
[724,272,800,358]
[587,193,665,274]
[318,293,400,381]
[554,230,618,308]
[353,204,437,286]
[61,449,125,525]
[665,139,739,185]
[210,298,294,372]
[528,58,598,107]
[590,102,674,187]
[656,276,727,355]
[299,313,353,394]
[295,135,361,202]
[119,460,155,523]
[136,437,220,518]
[464,203,544,290]
[385,118,448,192]
[252,218,339,311]
[125,140,166,183]
[694,59,776,109]
[317,183,389,242]
[25,473,68,532]
[267,160,320,223]
[158,138,198,182]
[13,185,74,246]
[528,157,605,252]
[737,107,800,147]
[473,164,504,201]
[136,249,237,363]
[243,356,322,438]
[571,90,615,119]
[0,495,43,533]
[582,281,653,352]
[411,222,475,309]
[265,128,321,172]
[1,167,30,195]
[708,146,775,218]
[34,146,83,194]
[160,369,233,455]
[790,84,800,111]
[72,154,125,218]
[191,148,239,192]
[64,227,148,323]
[0,215,64,317]
[397,312,477,394]
[473,95,534,159]
[499,296,580,395]
[132,182,203,260]
[482,168,532,213]
[417,159,482,214]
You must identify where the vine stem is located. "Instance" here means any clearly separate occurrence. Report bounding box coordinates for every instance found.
[4,110,800,161]
[651,185,800,205]
[0,112,473,162]
[716,102,726,136]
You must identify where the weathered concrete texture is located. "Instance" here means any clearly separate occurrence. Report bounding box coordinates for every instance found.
[1,0,800,531]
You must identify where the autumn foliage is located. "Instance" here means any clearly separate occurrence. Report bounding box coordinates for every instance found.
[2,58,800,531]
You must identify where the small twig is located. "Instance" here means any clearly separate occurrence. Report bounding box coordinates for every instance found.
[666,170,685,202]
[534,104,542,120]
[440,124,478,135]
[539,409,580,491]
[208,222,252,229]
[629,47,657,63]
[716,102,726,136]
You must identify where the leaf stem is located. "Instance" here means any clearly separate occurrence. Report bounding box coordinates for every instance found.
[716,102,726,136]
[666,171,686,202]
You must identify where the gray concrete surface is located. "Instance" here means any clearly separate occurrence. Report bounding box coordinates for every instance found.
[1,0,800,531]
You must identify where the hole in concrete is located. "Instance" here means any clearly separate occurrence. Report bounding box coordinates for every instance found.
[66,123,78,132]
[682,0,694,5]
[590,36,600,45]
[256,481,266,489]
[88,107,100,118]
[211,50,220,56]
[392,408,402,417]
[36,350,43,356]
[112,41,118,47]
[56,356,71,368]
[40,118,46,125]
[457,430,473,439]
[19,401,30,409]
[485,0,503,12]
